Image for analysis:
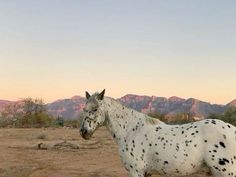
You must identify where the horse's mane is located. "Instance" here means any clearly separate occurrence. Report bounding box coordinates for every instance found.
[104,97,163,125]
[146,116,162,125]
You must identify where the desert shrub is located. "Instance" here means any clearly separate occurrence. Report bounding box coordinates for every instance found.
[169,112,196,124]
[148,112,195,124]
[55,116,65,127]
[148,112,167,122]
[14,114,53,128]
[0,116,14,127]
[0,98,54,128]
[64,119,80,128]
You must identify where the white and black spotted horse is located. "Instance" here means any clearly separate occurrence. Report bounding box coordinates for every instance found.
[80,90,236,177]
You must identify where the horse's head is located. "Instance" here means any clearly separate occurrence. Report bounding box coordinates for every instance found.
[80,89,106,140]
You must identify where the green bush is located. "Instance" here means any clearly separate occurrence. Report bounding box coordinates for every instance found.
[208,107,236,126]
[55,116,65,127]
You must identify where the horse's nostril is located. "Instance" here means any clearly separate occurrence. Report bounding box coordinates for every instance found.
[83,129,87,134]
[81,129,87,135]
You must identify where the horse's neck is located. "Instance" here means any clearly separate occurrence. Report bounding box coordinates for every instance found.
[103,97,148,144]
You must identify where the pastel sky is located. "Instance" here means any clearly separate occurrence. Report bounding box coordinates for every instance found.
[0,0,236,104]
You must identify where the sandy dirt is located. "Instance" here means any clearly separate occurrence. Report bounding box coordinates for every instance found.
[0,127,211,177]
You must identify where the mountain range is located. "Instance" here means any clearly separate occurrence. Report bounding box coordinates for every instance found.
[0,95,236,120]
[0,100,13,112]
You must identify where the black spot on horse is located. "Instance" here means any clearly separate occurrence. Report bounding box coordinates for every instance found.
[164,161,169,165]
[219,141,226,148]
[211,120,216,125]
[223,134,227,139]
[218,158,229,165]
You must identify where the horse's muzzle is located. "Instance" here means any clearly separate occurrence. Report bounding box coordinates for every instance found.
[80,128,92,140]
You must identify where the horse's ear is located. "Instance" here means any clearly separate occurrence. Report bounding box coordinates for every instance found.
[85,91,91,99]
[97,89,105,100]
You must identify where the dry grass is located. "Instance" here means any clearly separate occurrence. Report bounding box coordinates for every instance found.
[36,133,48,140]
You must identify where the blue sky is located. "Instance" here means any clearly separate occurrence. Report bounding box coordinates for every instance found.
[0,0,236,104]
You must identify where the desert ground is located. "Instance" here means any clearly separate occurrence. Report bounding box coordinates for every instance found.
[0,127,210,177]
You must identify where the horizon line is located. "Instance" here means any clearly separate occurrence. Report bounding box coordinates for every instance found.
[0,93,235,106]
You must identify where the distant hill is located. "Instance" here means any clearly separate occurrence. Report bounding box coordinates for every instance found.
[46,94,233,119]
[227,99,236,107]
[1,95,235,120]
[46,96,86,120]
[118,95,225,118]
